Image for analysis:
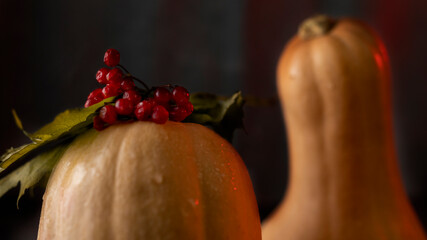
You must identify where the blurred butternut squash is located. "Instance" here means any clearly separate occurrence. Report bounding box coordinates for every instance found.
[262,15,426,240]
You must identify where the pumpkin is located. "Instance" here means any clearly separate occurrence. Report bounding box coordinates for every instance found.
[37,121,261,240]
[262,15,427,240]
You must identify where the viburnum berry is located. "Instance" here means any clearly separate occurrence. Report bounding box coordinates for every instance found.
[172,86,190,104]
[115,98,134,115]
[183,101,194,114]
[121,77,135,91]
[85,98,99,108]
[151,105,169,124]
[99,105,117,124]
[102,82,121,98]
[93,115,106,131]
[123,90,142,105]
[106,68,123,84]
[87,88,104,100]
[87,49,197,130]
[96,68,110,84]
[104,49,120,67]
[85,88,104,108]
[134,99,154,121]
[170,106,188,122]
[154,87,172,106]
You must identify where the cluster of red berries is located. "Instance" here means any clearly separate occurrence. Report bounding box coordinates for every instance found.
[85,49,194,131]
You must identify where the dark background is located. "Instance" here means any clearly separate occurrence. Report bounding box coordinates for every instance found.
[1,0,427,239]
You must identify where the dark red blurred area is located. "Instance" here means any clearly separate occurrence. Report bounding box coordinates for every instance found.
[1,0,427,239]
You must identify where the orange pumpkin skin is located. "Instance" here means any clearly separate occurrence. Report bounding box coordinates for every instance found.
[262,15,426,240]
[38,121,261,240]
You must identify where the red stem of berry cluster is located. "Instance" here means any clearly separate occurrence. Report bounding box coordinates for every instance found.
[117,64,150,91]
[131,76,150,91]
[117,64,130,74]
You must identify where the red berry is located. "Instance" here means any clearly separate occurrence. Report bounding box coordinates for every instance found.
[102,82,121,98]
[85,88,105,108]
[99,105,117,124]
[106,68,123,84]
[183,101,194,114]
[154,87,172,105]
[96,68,110,84]
[85,98,101,108]
[172,86,190,104]
[88,88,104,100]
[123,90,142,105]
[115,98,134,115]
[170,106,188,122]
[151,105,169,124]
[104,49,120,67]
[121,77,135,91]
[134,99,154,121]
[84,99,92,108]
[93,116,106,131]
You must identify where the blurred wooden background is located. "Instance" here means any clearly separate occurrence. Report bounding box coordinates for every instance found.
[0,0,426,239]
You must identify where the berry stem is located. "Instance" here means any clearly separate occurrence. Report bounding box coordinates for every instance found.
[117,64,130,74]
[132,76,150,91]
[117,63,150,91]
[159,84,173,89]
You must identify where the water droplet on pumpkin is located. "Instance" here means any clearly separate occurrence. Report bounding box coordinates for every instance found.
[153,174,163,184]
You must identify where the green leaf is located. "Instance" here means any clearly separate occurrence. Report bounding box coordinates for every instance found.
[29,97,114,142]
[0,144,69,207]
[12,109,34,140]
[0,97,114,171]
[187,91,245,141]
[12,109,24,131]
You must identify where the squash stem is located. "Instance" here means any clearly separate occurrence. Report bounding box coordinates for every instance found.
[298,15,336,40]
